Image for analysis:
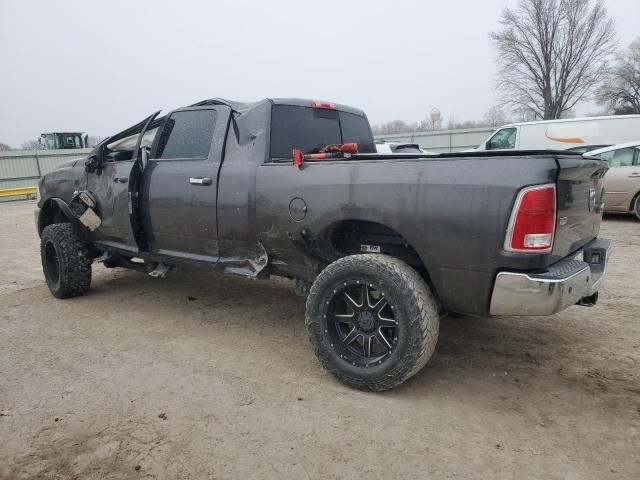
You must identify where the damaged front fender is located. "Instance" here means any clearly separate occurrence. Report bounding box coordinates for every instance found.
[37,194,102,236]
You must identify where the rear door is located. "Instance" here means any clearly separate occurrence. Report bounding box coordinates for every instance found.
[141,106,231,262]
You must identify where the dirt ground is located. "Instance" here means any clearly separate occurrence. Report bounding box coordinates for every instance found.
[0,200,638,480]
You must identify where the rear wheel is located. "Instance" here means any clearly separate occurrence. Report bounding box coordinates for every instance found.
[305,254,439,391]
[41,223,92,298]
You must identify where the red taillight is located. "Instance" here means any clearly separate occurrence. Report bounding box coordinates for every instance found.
[310,100,336,109]
[505,184,556,252]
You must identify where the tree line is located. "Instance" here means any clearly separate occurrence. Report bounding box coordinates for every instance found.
[374,0,639,135]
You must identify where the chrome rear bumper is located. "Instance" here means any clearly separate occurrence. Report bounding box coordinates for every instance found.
[489,238,610,316]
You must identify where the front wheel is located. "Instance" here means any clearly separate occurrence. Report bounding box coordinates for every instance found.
[633,194,640,221]
[41,223,92,298]
[305,254,439,391]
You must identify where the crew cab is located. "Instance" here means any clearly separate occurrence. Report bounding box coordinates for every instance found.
[35,98,611,391]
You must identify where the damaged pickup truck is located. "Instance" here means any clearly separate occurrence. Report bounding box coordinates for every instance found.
[36,98,611,391]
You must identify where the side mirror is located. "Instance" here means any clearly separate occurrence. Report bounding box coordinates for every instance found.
[485,140,492,151]
[85,154,99,173]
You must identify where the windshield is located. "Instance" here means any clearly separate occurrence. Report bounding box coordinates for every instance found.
[270,105,375,159]
[42,134,60,150]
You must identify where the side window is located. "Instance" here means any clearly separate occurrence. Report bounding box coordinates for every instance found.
[487,127,517,150]
[599,148,635,167]
[156,110,217,160]
[339,112,376,153]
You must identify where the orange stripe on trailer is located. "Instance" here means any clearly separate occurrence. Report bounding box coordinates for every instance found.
[544,129,585,144]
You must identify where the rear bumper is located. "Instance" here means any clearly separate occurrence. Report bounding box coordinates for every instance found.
[489,238,610,316]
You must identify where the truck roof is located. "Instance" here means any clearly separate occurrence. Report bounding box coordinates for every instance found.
[192,97,367,117]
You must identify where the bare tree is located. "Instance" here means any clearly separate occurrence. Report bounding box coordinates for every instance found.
[483,105,512,126]
[21,140,41,150]
[372,118,436,135]
[0,142,12,152]
[597,38,640,114]
[490,0,617,120]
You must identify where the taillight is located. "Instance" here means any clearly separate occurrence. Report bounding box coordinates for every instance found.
[505,184,556,253]
[310,100,336,109]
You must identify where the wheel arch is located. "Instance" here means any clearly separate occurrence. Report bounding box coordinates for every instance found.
[37,198,78,237]
[318,219,440,301]
[629,189,640,212]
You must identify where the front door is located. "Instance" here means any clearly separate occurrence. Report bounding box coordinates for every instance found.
[86,112,160,253]
[141,106,230,262]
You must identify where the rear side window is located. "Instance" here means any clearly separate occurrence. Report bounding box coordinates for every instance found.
[156,110,217,160]
[270,105,375,159]
[340,112,375,153]
[598,147,638,167]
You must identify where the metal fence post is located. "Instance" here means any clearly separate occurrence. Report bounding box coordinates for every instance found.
[34,152,42,178]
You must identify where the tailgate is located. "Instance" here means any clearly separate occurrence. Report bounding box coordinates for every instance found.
[552,155,609,259]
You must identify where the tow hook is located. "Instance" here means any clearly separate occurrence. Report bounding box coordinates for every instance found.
[577,292,598,307]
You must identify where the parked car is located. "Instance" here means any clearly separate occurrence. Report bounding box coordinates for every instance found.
[473,115,640,151]
[35,97,611,391]
[584,142,640,220]
[566,144,611,154]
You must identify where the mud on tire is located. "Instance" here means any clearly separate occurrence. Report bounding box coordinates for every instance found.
[305,254,439,391]
[41,223,92,298]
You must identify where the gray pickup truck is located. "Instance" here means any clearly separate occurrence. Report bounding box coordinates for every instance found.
[35,98,611,391]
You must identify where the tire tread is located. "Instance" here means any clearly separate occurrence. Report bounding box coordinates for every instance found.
[305,254,439,391]
[41,223,92,298]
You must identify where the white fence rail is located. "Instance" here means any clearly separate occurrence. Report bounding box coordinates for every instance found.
[375,127,494,153]
[0,149,92,201]
[1,127,496,201]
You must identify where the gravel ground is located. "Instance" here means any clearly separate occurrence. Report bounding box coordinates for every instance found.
[0,200,639,480]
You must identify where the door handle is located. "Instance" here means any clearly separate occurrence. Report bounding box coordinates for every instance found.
[629,172,640,177]
[190,177,212,186]
[114,176,128,183]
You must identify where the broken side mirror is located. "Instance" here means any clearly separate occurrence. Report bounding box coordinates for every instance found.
[85,155,98,173]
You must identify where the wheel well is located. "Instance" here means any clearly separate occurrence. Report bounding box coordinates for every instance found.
[630,190,640,212]
[327,220,431,282]
[38,200,70,235]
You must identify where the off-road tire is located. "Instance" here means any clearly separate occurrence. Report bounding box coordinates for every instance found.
[41,223,92,298]
[305,254,439,391]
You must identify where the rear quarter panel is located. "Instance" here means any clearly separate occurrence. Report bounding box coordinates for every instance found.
[255,156,559,316]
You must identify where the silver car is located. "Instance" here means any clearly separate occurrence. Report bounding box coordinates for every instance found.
[587,142,640,220]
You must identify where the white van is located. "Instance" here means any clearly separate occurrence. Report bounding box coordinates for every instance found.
[474,115,640,151]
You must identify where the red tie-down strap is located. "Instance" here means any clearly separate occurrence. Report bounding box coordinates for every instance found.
[292,143,359,168]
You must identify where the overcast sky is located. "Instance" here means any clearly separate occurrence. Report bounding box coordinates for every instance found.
[0,0,638,146]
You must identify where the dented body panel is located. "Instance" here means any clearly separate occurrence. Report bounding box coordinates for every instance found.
[36,97,609,317]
